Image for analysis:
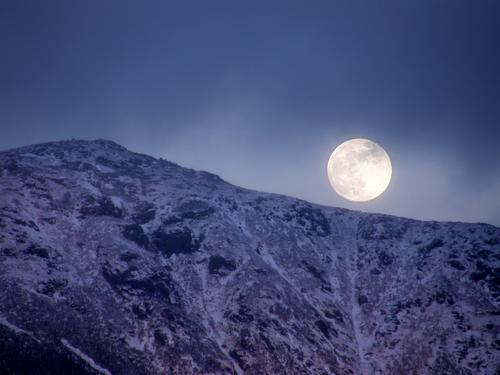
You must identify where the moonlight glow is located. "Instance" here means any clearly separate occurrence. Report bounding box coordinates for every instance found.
[327,138,392,202]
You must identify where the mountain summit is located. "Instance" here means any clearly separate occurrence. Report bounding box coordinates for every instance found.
[0,140,498,374]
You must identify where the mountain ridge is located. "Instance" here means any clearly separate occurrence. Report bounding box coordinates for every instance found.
[2,138,496,227]
[0,139,498,374]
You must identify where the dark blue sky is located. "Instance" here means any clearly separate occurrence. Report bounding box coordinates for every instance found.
[1,1,499,225]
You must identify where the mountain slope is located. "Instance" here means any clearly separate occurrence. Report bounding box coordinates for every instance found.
[0,139,498,374]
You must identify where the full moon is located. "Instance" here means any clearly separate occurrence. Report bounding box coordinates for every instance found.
[327,138,392,202]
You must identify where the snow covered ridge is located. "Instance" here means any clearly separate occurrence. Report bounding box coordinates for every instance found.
[0,139,498,375]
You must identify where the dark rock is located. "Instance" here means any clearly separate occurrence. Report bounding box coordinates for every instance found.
[174,199,214,220]
[122,224,149,248]
[315,319,337,339]
[120,252,140,262]
[419,238,444,256]
[133,204,156,224]
[378,251,394,266]
[301,261,326,283]
[26,244,50,259]
[324,309,344,324]
[154,329,167,346]
[229,349,248,370]
[102,263,173,301]
[152,227,201,257]
[37,279,68,296]
[284,204,331,237]
[358,295,368,305]
[448,260,465,270]
[208,255,237,275]
[79,196,122,218]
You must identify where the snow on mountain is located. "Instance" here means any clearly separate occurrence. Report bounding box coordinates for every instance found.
[0,139,498,374]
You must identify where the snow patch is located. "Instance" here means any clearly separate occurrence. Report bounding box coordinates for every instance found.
[61,338,112,375]
[126,335,145,352]
[110,196,123,208]
[94,163,115,173]
[0,315,40,343]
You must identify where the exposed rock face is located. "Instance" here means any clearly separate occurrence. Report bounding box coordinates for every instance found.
[0,139,498,375]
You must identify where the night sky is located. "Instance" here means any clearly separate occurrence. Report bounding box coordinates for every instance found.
[1,1,499,226]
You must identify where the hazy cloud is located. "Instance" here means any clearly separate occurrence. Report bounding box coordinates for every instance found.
[1,0,499,225]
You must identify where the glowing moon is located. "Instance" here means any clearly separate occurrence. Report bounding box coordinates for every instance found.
[327,138,392,202]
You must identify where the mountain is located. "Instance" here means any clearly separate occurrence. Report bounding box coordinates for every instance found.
[0,139,498,375]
